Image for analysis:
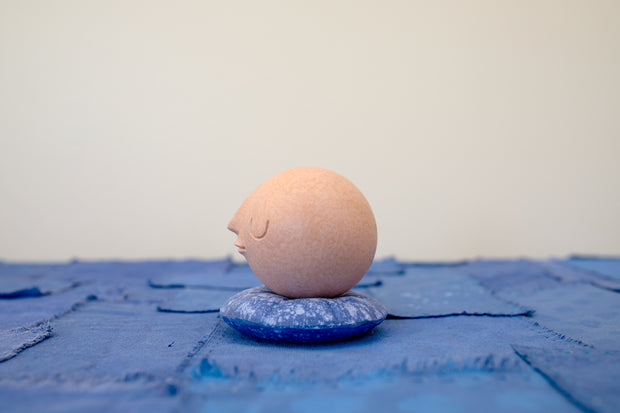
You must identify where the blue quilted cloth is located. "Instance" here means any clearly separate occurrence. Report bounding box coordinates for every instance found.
[0,257,618,412]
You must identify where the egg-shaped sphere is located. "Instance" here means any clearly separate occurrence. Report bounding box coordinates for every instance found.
[227,167,377,298]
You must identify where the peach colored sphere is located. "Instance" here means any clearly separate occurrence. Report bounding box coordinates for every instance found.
[228,167,377,298]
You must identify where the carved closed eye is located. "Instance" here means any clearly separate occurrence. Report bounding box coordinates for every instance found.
[250,217,270,240]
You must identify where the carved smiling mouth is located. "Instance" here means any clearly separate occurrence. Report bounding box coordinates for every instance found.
[234,242,246,255]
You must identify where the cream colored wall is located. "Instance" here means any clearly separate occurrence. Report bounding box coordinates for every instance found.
[1,1,619,261]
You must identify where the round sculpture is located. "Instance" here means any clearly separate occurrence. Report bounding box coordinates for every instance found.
[220,287,387,343]
[227,167,377,298]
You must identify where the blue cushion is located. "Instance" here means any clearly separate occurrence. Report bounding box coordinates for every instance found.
[220,287,387,343]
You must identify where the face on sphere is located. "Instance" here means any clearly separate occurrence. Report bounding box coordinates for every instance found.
[227,167,377,299]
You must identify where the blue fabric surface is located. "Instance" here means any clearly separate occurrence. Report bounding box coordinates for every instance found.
[0,257,618,412]
[0,324,52,362]
[0,263,78,298]
[366,267,532,318]
[0,380,180,413]
[465,259,562,294]
[544,260,620,293]
[157,289,232,313]
[0,301,219,382]
[201,317,584,381]
[185,368,580,413]
[564,257,620,281]
[513,346,620,413]
[498,283,620,351]
[547,257,620,293]
[0,287,96,331]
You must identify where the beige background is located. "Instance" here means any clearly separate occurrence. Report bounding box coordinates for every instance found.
[1,1,619,262]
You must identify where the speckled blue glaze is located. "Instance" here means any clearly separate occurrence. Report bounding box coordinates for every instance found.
[220,286,388,343]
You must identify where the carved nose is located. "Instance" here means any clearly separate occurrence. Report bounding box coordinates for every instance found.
[227,215,239,235]
[228,201,248,235]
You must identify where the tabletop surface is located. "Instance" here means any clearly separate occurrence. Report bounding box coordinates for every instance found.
[0,256,619,413]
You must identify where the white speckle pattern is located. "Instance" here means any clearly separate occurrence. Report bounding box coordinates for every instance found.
[220,287,388,342]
